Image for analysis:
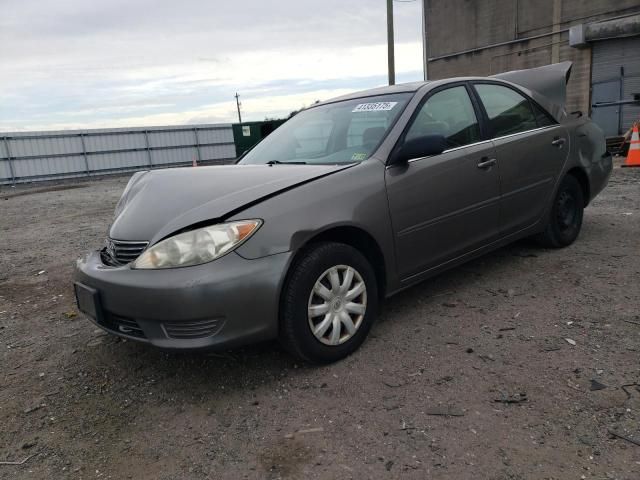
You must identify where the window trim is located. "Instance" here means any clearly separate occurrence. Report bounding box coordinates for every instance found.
[388,81,485,165]
[405,138,493,163]
[404,125,557,164]
[469,80,558,139]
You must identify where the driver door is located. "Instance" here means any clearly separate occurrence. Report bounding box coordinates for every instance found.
[385,84,501,280]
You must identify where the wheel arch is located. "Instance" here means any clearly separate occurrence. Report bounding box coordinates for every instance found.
[566,167,590,207]
[286,225,388,300]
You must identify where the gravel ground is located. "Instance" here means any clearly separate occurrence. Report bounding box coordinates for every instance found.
[1,163,639,480]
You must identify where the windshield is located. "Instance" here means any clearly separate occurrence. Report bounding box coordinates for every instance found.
[238,93,412,165]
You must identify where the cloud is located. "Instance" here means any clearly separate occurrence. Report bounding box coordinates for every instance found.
[17,88,360,131]
[0,0,426,131]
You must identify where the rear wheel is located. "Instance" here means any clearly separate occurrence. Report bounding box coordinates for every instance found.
[280,242,378,364]
[535,175,584,248]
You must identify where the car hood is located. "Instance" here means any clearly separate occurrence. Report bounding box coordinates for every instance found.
[109,163,353,243]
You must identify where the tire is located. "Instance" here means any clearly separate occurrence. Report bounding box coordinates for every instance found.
[535,174,584,248]
[279,242,379,364]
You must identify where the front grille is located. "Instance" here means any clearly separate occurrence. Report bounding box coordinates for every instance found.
[101,312,146,338]
[101,238,148,266]
[163,319,223,339]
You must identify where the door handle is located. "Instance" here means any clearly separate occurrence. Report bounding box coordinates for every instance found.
[477,157,497,169]
[551,137,566,147]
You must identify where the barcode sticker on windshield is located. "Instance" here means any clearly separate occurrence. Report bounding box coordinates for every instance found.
[352,102,397,113]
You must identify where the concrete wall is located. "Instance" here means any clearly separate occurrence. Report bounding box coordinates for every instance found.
[425,0,640,114]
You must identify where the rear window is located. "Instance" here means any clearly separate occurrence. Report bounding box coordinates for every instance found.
[475,84,538,137]
[532,101,557,127]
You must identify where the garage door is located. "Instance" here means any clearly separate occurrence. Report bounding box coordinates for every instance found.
[591,36,640,135]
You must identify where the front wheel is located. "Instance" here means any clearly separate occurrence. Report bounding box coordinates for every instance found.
[279,242,378,364]
[535,174,584,248]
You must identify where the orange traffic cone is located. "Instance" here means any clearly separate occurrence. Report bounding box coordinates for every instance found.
[622,123,640,168]
[192,156,198,167]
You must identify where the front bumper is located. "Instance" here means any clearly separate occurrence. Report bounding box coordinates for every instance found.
[74,250,292,351]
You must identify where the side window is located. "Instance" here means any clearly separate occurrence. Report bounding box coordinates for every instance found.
[531,102,556,127]
[475,84,538,137]
[405,86,480,148]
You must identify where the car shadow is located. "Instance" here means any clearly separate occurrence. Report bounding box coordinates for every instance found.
[376,237,544,324]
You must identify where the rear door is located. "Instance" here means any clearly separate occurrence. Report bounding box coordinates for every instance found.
[385,84,501,280]
[472,83,569,236]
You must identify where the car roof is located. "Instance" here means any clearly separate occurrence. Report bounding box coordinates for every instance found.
[318,81,429,104]
[305,62,571,124]
[316,77,515,106]
[314,76,563,121]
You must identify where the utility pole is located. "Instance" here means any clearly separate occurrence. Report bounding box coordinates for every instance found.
[422,0,429,81]
[386,0,395,86]
[234,93,242,124]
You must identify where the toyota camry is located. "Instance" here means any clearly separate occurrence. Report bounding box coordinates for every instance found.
[74,62,612,363]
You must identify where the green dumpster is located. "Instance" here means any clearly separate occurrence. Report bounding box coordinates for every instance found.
[232,119,286,158]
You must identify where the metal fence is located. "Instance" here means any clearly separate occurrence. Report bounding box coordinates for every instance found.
[0,124,236,185]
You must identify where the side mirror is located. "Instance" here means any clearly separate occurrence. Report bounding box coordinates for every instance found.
[391,134,447,165]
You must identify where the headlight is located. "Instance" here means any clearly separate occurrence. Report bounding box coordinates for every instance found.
[132,220,261,269]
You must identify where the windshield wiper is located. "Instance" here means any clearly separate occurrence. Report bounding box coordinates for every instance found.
[266,160,307,165]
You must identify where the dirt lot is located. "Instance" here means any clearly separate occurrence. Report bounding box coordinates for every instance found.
[1,163,639,480]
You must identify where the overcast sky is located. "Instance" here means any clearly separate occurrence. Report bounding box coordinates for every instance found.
[0,0,425,131]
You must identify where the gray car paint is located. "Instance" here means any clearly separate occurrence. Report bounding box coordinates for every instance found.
[491,124,570,235]
[384,139,501,278]
[109,163,354,244]
[75,249,292,350]
[75,62,612,351]
[234,70,609,297]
